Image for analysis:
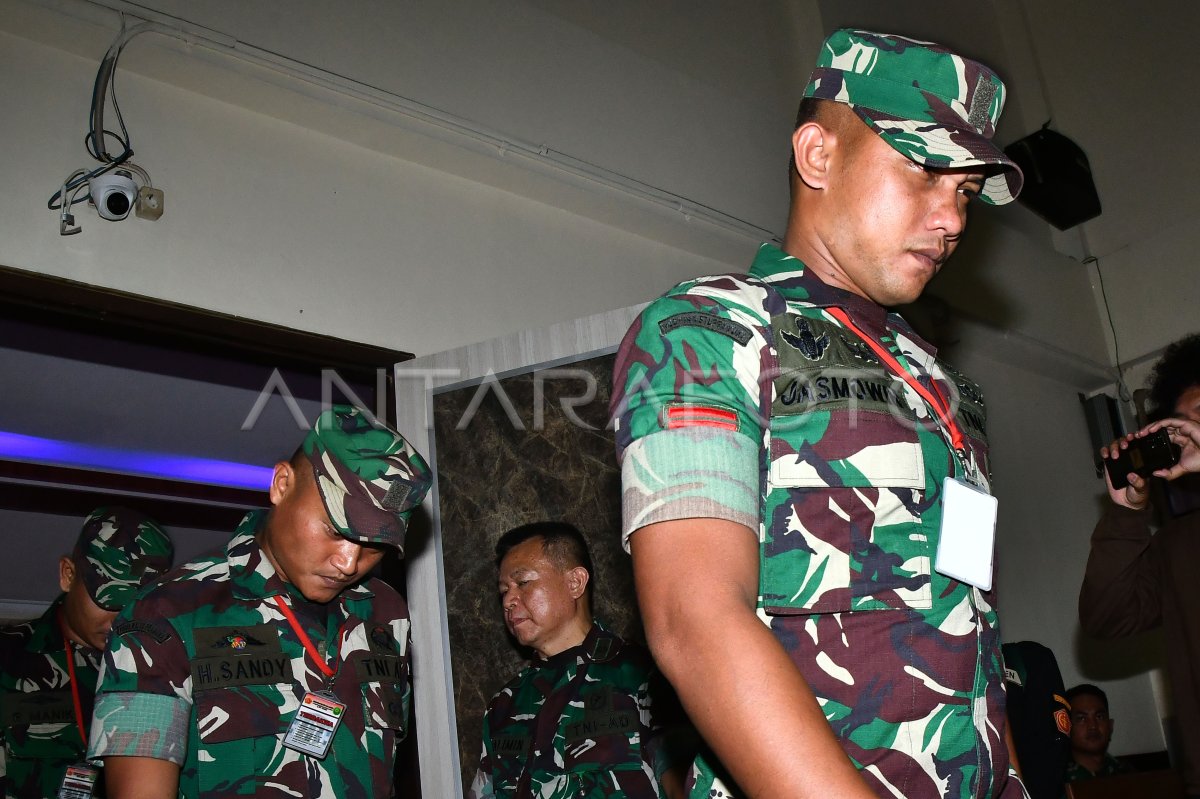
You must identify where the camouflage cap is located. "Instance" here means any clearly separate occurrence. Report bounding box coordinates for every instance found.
[72,506,174,611]
[804,28,1023,205]
[303,404,432,554]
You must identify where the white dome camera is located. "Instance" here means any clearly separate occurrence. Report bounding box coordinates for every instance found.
[88,169,137,221]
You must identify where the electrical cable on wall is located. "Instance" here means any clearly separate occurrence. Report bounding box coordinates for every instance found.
[1085,254,1132,403]
[46,16,165,235]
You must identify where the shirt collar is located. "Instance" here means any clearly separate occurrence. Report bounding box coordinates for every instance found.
[535,621,621,668]
[750,242,930,350]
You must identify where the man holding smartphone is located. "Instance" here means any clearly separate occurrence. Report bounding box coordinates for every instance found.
[1081,332,1200,799]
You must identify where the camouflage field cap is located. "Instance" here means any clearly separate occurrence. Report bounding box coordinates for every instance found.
[72,506,174,611]
[303,404,432,553]
[804,28,1023,205]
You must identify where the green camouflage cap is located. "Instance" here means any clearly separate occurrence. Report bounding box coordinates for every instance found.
[72,506,174,611]
[303,404,432,553]
[804,28,1023,205]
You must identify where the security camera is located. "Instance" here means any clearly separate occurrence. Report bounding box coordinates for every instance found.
[88,169,137,221]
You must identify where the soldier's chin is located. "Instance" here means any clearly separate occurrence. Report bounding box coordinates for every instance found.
[295,581,341,604]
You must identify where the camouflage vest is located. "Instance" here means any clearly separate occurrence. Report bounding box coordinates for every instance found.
[478,624,662,799]
[0,600,101,799]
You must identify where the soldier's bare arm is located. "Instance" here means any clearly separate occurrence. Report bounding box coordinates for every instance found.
[103,755,180,799]
[631,517,876,799]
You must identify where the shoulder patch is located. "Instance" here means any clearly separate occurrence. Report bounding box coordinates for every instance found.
[658,311,752,346]
[112,619,173,644]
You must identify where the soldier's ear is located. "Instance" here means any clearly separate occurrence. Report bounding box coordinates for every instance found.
[566,566,589,601]
[269,461,295,507]
[59,556,75,593]
[793,121,836,191]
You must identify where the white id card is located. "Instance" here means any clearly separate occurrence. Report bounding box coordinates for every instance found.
[57,763,99,799]
[934,477,997,591]
[283,692,346,759]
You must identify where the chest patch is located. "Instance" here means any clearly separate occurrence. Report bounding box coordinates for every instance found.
[771,313,909,420]
[1,690,75,728]
[352,652,406,683]
[190,624,290,691]
[564,685,638,742]
[492,733,531,758]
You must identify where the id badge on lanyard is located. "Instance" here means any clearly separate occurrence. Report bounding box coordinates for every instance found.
[57,763,99,799]
[283,690,347,759]
[824,307,998,591]
[272,595,347,760]
[934,475,997,591]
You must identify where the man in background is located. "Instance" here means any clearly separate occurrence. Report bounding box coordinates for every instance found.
[1063,684,1130,784]
[89,405,431,799]
[612,28,1027,798]
[0,506,173,799]
[1082,333,1200,798]
[470,521,686,799]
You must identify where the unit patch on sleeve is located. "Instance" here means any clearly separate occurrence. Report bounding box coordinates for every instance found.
[658,311,753,346]
[112,619,174,644]
[662,403,740,432]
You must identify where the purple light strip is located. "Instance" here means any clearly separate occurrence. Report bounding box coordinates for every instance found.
[0,430,273,491]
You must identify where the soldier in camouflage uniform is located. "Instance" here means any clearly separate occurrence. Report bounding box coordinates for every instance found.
[88,405,431,799]
[469,522,685,799]
[611,29,1028,799]
[1063,685,1130,786]
[0,507,173,799]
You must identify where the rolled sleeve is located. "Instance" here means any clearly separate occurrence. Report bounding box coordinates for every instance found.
[88,691,190,765]
[620,428,759,548]
[612,278,772,548]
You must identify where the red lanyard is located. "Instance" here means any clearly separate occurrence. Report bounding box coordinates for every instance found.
[271,595,344,680]
[824,307,966,453]
[56,610,88,744]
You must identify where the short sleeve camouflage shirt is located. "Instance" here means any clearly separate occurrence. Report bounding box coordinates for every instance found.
[89,512,411,798]
[468,624,668,799]
[0,600,101,799]
[611,243,1025,799]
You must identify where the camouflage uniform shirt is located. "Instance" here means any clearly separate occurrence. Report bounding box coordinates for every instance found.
[0,599,101,799]
[468,624,668,799]
[88,512,410,798]
[1064,754,1130,783]
[612,243,1025,799]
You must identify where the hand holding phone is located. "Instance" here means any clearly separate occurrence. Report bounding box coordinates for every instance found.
[1104,428,1182,489]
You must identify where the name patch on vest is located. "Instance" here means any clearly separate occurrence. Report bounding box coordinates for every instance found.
[1,690,74,727]
[564,711,638,742]
[771,313,913,420]
[353,652,406,683]
[564,685,637,742]
[493,734,530,757]
[190,654,293,690]
[190,625,288,691]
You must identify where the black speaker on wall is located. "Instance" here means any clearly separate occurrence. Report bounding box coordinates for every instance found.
[1080,392,1123,477]
[1004,127,1102,230]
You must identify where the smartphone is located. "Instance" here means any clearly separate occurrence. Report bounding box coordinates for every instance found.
[1104,428,1182,489]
